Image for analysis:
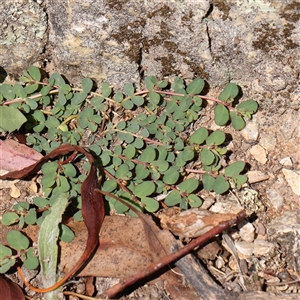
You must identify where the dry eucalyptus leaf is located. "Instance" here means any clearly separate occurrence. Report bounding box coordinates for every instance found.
[0,139,43,172]
[0,276,25,300]
[60,216,155,278]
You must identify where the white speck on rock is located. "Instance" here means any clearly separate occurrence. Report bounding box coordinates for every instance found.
[279,157,293,167]
[241,119,259,142]
[249,145,268,164]
[282,169,300,196]
[266,188,284,210]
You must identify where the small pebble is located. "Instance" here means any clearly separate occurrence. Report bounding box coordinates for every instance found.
[259,134,277,151]
[253,239,275,257]
[247,170,269,184]
[266,188,284,210]
[282,169,300,196]
[235,241,254,258]
[239,222,255,242]
[280,157,293,167]
[249,145,268,164]
[241,120,259,142]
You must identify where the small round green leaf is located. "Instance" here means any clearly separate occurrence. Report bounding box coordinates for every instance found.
[213,175,230,194]
[59,224,75,242]
[140,147,156,163]
[28,66,41,82]
[178,178,199,193]
[41,174,56,188]
[131,96,144,106]
[165,190,182,206]
[42,161,58,175]
[230,111,246,130]
[225,161,245,177]
[23,247,39,270]
[189,127,209,145]
[202,173,215,191]
[24,208,37,225]
[152,160,169,172]
[206,130,226,146]
[188,194,202,207]
[214,104,229,126]
[24,83,39,94]
[163,167,180,185]
[0,245,12,259]
[124,83,135,96]
[114,92,123,103]
[116,164,131,179]
[1,212,19,225]
[237,100,258,113]
[57,176,71,192]
[235,175,248,189]
[219,83,239,101]
[101,83,112,97]
[122,99,134,110]
[200,148,215,165]
[82,78,93,93]
[0,106,27,132]
[62,163,77,177]
[149,91,161,105]
[6,230,30,250]
[33,197,49,208]
[141,197,159,212]
[186,78,205,94]
[102,180,118,193]
[134,181,156,198]
[135,164,150,180]
[124,144,136,159]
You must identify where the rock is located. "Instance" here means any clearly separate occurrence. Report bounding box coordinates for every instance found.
[279,111,300,140]
[0,0,47,72]
[259,134,277,152]
[282,169,300,196]
[239,222,255,243]
[249,145,268,164]
[247,170,269,184]
[1,0,298,94]
[241,120,259,142]
[235,239,275,259]
[266,188,284,210]
[235,241,254,258]
[252,239,275,257]
[267,210,300,273]
[280,157,293,167]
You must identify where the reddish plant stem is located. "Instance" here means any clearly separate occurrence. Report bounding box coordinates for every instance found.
[102,210,246,299]
[134,89,234,109]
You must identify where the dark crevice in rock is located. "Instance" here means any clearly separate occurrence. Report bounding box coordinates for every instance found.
[40,0,51,70]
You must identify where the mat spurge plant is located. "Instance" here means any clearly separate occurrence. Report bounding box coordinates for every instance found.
[0,66,257,294]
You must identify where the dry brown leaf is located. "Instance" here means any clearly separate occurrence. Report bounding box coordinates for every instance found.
[0,276,25,300]
[0,216,157,278]
[60,216,155,278]
[0,139,43,172]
